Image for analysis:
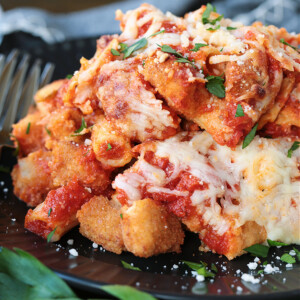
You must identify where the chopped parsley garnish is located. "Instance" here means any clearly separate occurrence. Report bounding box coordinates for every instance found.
[220,47,223,52]
[182,260,217,278]
[120,213,123,219]
[205,75,225,98]
[242,123,258,149]
[235,104,244,117]
[111,48,120,56]
[267,239,289,247]
[148,29,165,38]
[157,44,196,68]
[10,134,20,156]
[190,43,207,52]
[287,141,299,158]
[262,260,268,266]
[119,43,128,52]
[227,26,237,30]
[280,253,296,264]
[207,25,221,31]
[244,244,269,258]
[66,74,73,79]
[121,38,148,59]
[142,59,145,67]
[202,3,222,25]
[26,122,31,134]
[48,208,52,217]
[0,165,10,173]
[279,38,299,52]
[293,247,300,261]
[71,117,87,136]
[107,143,112,151]
[45,127,51,136]
[47,227,57,243]
[121,260,141,271]
[257,270,264,275]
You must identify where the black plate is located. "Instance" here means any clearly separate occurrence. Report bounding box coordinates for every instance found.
[0,145,300,299]
[0,36,300,299]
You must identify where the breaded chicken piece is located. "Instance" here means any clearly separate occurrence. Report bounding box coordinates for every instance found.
[11,150,53,206]
[25,180,92,241]
[121,198,184,257]
[77,196,125,254]
[11,111,47,157]
[47,140,110,195]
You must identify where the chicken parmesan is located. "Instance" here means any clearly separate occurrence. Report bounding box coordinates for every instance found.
[10,3,299,260]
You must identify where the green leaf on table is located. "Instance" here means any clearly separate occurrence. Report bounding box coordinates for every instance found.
[267,239,289,247]
[121,261,141,271]
[244,244,269,258]
[0,165,10,173]
[181,260,206,270]
[197,267,215,278]
[280,253,296,264]
[293,247,300,261]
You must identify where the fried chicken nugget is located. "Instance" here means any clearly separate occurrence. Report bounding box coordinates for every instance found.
[77,196,125,254]
[121,199,184,257]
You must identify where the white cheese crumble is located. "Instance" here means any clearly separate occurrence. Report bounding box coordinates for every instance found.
[286,264,293,268]
[289,250,296,256]
[254,257,260,262]
[241,274,260,284]
[67,239,74,245]
[264,264,279,274]
[84,139,92,146]
[247,262,258,270]
[69,249,78,256]
[92,242,98,248]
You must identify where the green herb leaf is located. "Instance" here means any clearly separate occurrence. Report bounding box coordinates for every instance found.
[293,247,300,261]
[120,213,123,219]
[73,117,87,135]
[10,135,20,156]
[122,38,148,59]
[47,227,57,243]
[175,58,196,68]
[235,104,244,117]
[287,141,300,158]
[101,285,157,300]
[197,267,215,278]
[142,59,145,67]
[190,43,208,52]
[244,244,269,258]
[227,26,237,30]
[210,15,223,25]
[205,75,225,98]
[48,208,52,217]
[257,270,264,275]
[119,43,128,52]
[263,261,268,266]
[211,263,218,273]
[267,239,289,247]
[0,247,76,298]
[157,44,183,58]
[0,165,10,173]
[66,74,73,79]
[207,25,220,31]
[26,122,31,134]
[107,143,112,151]
[279,38,299,52]
[148,29,165,38]
[121,261,141,271]
[202,3,214,24]
[182,260,205,270]
[281,253,296,264]
[111,48,120,56]
[45,127,51,136]
[220,47,223,52]
[242,124,258,149]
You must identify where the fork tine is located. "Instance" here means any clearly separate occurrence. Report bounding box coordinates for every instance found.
[39,62,55,88]
[17,59,41,120]
[0,50,19,115]
[0,54,31,133]
[0,54,6,75]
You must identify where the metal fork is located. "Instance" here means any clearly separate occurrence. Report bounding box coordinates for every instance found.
[0,50,55,144]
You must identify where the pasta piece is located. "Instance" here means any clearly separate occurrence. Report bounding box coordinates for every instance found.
[25,180,92,241]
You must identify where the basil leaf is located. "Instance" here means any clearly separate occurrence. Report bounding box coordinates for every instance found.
[202,3,214,24]
[175,58,196,68]
[0,247,76,298]
[148,29,165,38]
[122,38,148,59]
[262,261,268,266]
[121,261,141,271]
[242,124,258,149]
[119,43,128,52]
[280,38,299,52]
[207,25,220,31]
[120,213,123,219]
[0,165,10,173]
[280,253,296,264]
[45,126,51,136]
[210,15,223,25]
[26,122,31,134]
[47,227,57,243]
[190,43,207,52]
[73,117,87,135]
[111,48,120,56]
[107,143,112,151]
[227,26,237,30]
[211,263,218,273]
[257,270,264,275]
[287,141,299,158]
[66,74,73,79]
[205,75,225,98]
[157,44,183,58]
[235,104,244,117]
[293,247,300,261]
[101,285,157,300]
[48,208,52,217]
[244,244,269,258]
[267,239,289,247]
[197,267,215,278]
[182,260,205,270]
